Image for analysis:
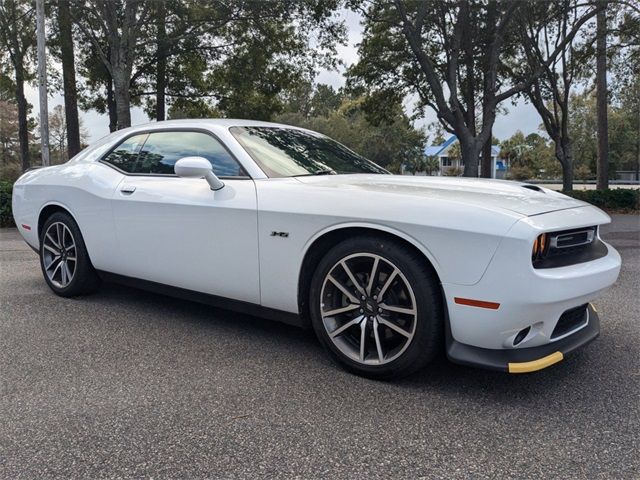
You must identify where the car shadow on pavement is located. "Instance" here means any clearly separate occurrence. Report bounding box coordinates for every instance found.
[90,280,637,414]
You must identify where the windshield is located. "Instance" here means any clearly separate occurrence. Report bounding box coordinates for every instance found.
[230,126,389,178]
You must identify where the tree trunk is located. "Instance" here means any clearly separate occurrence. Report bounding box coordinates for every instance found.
[58,0,81,157]
[481,133,492,178]
[14,60,30,171]
[155,1,166,121]
[596,2,609,190]
[460,138,480,177]
[556,139,573,192]
[112,70,132,130]
[105,78,117,133]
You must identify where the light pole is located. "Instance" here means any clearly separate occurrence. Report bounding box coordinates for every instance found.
[36,0,50,166]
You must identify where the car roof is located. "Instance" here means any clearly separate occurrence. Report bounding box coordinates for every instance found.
[126,118,310,131]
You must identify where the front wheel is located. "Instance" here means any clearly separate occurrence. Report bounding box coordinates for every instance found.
[39,211,100,297]
[309,235,443,380]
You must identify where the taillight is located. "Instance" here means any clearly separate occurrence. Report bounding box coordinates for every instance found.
[532,233,548,261]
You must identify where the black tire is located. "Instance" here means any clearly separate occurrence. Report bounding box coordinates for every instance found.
[309,235,443,380]
[39,211,101,297]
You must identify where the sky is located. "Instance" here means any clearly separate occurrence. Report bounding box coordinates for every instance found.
[25,8,542,145]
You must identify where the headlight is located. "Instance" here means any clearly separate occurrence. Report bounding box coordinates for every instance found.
[532,233,548,261]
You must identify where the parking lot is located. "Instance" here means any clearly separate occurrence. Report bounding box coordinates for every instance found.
[1,215,638,479]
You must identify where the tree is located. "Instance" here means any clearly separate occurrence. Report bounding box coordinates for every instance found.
[0,100,19,164]
[154,0,166,121]
[0,0,35,171]
[56,0,81,157]
[73,0,151,129]
[74,1,345,129]
[511,1,596,191]
[349,1,602,178]
[596,1,609,189]
[570,89,637,180]
[48,104,88,164]
[276,86,427,172]
[608,1,639,180]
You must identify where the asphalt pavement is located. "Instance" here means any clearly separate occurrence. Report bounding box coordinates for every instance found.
[1,215,638,479]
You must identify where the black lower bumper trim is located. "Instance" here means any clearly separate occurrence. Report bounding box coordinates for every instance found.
[446,304,600,372]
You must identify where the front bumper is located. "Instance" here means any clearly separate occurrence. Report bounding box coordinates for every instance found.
[447,303,600,373]
[443,206,620,351]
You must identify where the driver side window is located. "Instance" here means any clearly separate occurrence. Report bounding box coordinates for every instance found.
[103,130,246,177]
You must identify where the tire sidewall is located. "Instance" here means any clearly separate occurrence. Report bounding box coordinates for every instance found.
[39,212,96,297]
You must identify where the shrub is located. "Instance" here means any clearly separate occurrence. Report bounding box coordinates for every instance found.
[0,181,14,228]
[574,164,593,182]
[443,166,463,176]
[563,188,639,212]
[507,165,534,181]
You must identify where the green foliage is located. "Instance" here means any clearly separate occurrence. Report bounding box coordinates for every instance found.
[500,130,559,179]
[0,180,14,227]
[506,165,534,181]
[276,84,426,173]
[563,189,640,212]
[570,90,639,176]
[574,164,592,182]
[167,99,222,120]
[444,167,463,177]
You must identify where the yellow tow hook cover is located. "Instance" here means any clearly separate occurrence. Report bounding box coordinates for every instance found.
[508,351,564,374]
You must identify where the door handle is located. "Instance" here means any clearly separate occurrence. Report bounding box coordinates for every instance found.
[120,185,136,194]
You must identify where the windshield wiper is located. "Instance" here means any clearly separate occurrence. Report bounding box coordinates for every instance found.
[293,169,337,177]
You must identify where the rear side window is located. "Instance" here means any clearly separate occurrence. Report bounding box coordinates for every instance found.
[102,130,246,177]
[102,134,148,172]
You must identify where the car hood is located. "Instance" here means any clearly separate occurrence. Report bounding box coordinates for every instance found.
[294,175,588,216]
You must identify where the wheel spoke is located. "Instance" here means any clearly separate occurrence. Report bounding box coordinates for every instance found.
[51,260,63,280]
[330,315,363,338]
[376,268,399,302]
[63,261,73,285]
[373,317,384,362]
[380,303,417,316]
[45,255,61,270]
[56,223,63,247]
[323,303,359,317]
[46,232,60,249]
[327,274,360,304]
[66,256,76,262]
[61,261,68,285]
[378,317,412,338]
[340,260,366,296]
[43,243,59,255]
[365,257,379,295]
[359,318,368,361]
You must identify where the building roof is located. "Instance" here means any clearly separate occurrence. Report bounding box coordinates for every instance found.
[424,135,500,157]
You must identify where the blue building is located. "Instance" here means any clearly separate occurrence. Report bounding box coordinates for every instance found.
[407,135,506,178]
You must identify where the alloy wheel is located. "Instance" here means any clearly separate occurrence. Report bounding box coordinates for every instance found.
[320,253,418,365]
[42,222,77,288]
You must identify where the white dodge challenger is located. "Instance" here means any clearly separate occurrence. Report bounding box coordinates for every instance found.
[12,119,621,378]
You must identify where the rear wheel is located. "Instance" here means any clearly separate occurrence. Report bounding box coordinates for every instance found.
[39,212,100,297]
[309,235,443,380]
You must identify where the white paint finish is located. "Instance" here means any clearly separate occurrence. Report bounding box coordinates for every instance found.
[12,119,622,355]
[293,175,587,217]
[254,176,523,312]
[111,176,260,304]
[11,162,122,267]
[443,206,620,349]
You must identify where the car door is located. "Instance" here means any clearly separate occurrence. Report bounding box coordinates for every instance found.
[105,129,260,304]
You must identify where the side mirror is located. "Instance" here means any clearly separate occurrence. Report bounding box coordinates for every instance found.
[174,156,224,191]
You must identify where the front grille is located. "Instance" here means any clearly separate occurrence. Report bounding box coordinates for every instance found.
[551,304,588,339]
[533,226,608,269]
[551,228,595,248]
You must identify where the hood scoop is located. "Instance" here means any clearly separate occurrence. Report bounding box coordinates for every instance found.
[521,184,545,193]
